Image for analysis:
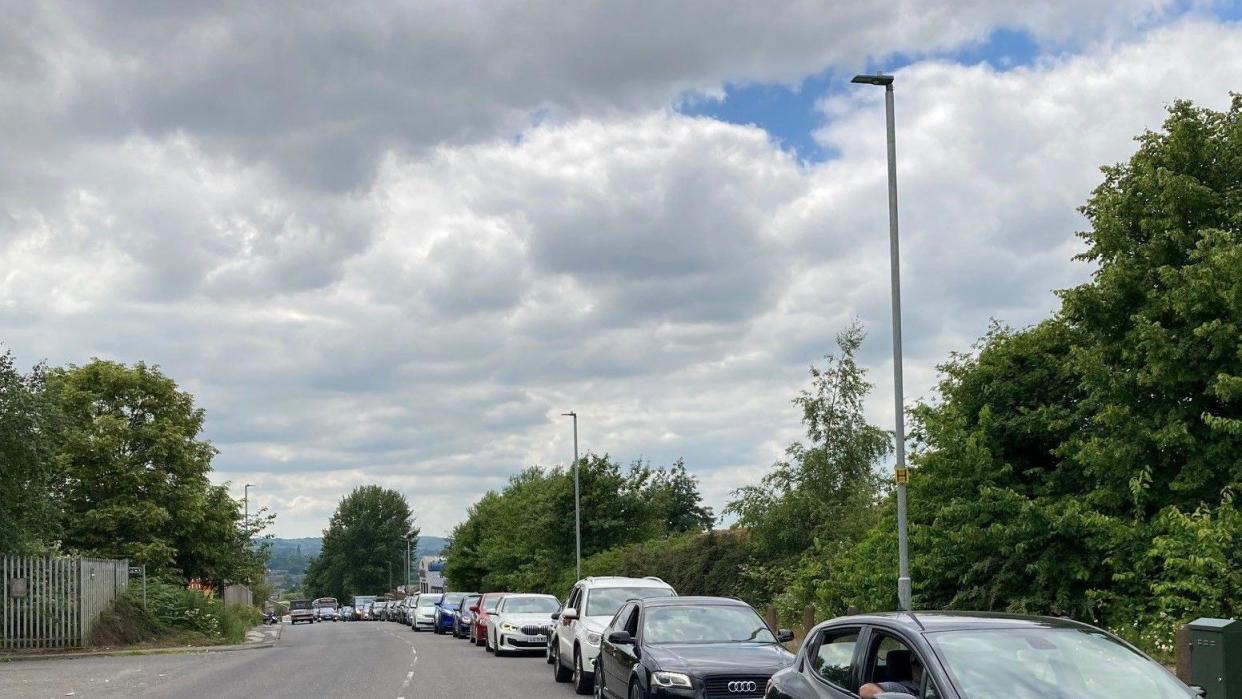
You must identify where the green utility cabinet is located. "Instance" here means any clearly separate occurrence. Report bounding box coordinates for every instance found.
[1188,618,1241,698]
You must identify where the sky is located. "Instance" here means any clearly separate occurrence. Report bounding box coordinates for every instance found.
[3,1,1241,538]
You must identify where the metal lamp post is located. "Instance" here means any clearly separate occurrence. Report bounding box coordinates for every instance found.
[243,483,255,529]
[405,533,413,594]
[851,72,912,612]
[562,411,581,579]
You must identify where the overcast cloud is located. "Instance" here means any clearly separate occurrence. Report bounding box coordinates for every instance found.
[3,1,1240,537]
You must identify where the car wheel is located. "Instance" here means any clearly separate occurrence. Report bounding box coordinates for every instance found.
[593,660,605,699]
[573,648,593,694]
[629,680,643,699]
[552,640,571,682]
[486,629,494,653]
[546,634,556,664]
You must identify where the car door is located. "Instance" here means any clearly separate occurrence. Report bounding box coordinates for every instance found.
[613,603,642,691]
[859,625,948,699]
[601,602,637,696]
[559,585,583,659]
[802,624,865,697]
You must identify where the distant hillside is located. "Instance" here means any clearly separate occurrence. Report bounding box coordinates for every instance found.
[266,535,448,572]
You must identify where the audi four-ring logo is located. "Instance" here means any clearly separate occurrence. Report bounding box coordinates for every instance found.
[728,680,758,693]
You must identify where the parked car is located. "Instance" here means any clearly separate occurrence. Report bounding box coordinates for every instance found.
[594,596,794,699]
[288,599,316,625]
[486,593,560,657]
[374,600,389,621]
[316,605,339,622]
[435,592,475,635]
[763,611,1200,699]
[352,595,377,619]
[470,592,507,646]
[358,602,373,620]
[454,594,482,639]
[551,576,676,693]
[412,593,442,632]
[339,605,355,621]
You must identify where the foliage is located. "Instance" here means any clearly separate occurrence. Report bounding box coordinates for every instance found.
[141,577,261,644]
[443,455,713,592]
[726,323,892,614]
[304,485,417,600]
[813,98,1242,654]
[0,350,62,553]
[570,529,767,604]
[43,359,269,583]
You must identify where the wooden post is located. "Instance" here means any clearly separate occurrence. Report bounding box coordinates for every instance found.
[803,605,816,634]
[766,604,779,631]
[1175,625,1192,683]
[847,605,861,616]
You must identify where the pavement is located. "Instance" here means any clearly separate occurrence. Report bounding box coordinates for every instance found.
[0,620,588,698]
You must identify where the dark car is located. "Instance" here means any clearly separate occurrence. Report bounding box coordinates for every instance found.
[453,593,482,639]
[595,596,795,699]
[764,611,1199,699]
[435,592,475,635]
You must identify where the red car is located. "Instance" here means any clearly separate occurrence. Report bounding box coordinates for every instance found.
[470,592,507,646]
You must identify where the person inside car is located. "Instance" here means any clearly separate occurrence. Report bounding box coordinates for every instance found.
[859,649,923,698]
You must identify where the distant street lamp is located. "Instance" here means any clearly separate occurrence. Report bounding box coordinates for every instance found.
[851,72,912,612]
[405,532,414,594]
[243,483,256,530]
[562,411,582,579]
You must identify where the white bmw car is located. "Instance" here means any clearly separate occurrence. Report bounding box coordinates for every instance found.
[486,593,560,657]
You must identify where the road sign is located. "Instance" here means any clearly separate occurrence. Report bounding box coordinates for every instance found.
[895,467,910,484]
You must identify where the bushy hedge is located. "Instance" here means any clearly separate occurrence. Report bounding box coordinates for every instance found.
[142,578,261,644]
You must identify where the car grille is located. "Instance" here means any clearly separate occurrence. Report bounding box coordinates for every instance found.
[703,674,770,699]
[521,623,553,636]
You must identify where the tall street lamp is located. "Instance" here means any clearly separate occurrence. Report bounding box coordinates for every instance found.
[562,411,582,579]
[405,532,414,594]
[851,72,912,611]
[243,483,256,530]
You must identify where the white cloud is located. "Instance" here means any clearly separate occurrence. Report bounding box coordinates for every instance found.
[2,4,1240,537]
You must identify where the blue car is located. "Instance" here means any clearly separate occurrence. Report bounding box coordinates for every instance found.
[434,592,474,635]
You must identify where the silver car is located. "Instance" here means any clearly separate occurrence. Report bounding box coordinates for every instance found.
[486,593,560,656]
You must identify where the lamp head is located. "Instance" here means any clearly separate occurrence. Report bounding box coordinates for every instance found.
[851,74,894,86]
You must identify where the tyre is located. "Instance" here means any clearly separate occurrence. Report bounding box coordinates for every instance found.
[553,640,571,680]
[486,630,495,653]
[573,648,593,694]
[494,634,508,657]
[593,660,605,699]
[629,681,643,699]
[546,634,556,664]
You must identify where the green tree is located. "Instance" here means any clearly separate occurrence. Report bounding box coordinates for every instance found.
[0,350,62,553]
[727,323,890,569]
[45,359,260,580]
[306,485,416,600]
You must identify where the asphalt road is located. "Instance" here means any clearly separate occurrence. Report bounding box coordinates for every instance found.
[0,620,586,699]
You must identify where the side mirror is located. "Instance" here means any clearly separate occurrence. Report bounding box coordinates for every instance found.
[1191,688,1207,698]
[777,628,795,643]
[607,630,633,645]
[561,607,579,621]
[551,611,561,620]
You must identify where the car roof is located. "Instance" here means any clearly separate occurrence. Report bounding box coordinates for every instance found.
[501,592,557,599]
[639,596,749,608]
[826,611,1104,633]
[579,576,672,588]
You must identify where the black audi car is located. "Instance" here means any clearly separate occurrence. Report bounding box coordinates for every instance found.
[594,595,795,699]
[763,611,1199,699]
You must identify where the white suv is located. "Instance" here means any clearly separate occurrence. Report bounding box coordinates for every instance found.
[549,576,676,694]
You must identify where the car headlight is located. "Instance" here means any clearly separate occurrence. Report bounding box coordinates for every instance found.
[651,672,692,688]
[585,632,601,646]
[500,622,519,632]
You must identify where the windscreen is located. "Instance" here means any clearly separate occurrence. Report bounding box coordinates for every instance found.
[418,594,443,608]
[643,605,775,645]
[483,596,502,612]
[442,593,467,606]
[502,596,559,613]
[928,628,1194,699]
[463,595,481,610]
[586,586,674,617]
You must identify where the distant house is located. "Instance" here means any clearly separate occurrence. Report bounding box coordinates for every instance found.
[419,556,445,593]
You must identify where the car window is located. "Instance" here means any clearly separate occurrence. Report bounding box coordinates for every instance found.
[567,586,582,611]
[812,628,859,690]
[866,633,938,698]
[642,605,776,644]
[927,628,1195,699]
[607,602,634,632]
[586,586,675,617]
[623,605,640,636]
[483,595,501,612]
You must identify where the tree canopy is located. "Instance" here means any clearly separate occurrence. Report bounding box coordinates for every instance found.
[304,485,417,600]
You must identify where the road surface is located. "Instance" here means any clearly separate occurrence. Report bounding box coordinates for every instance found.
[0,621,584,698]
